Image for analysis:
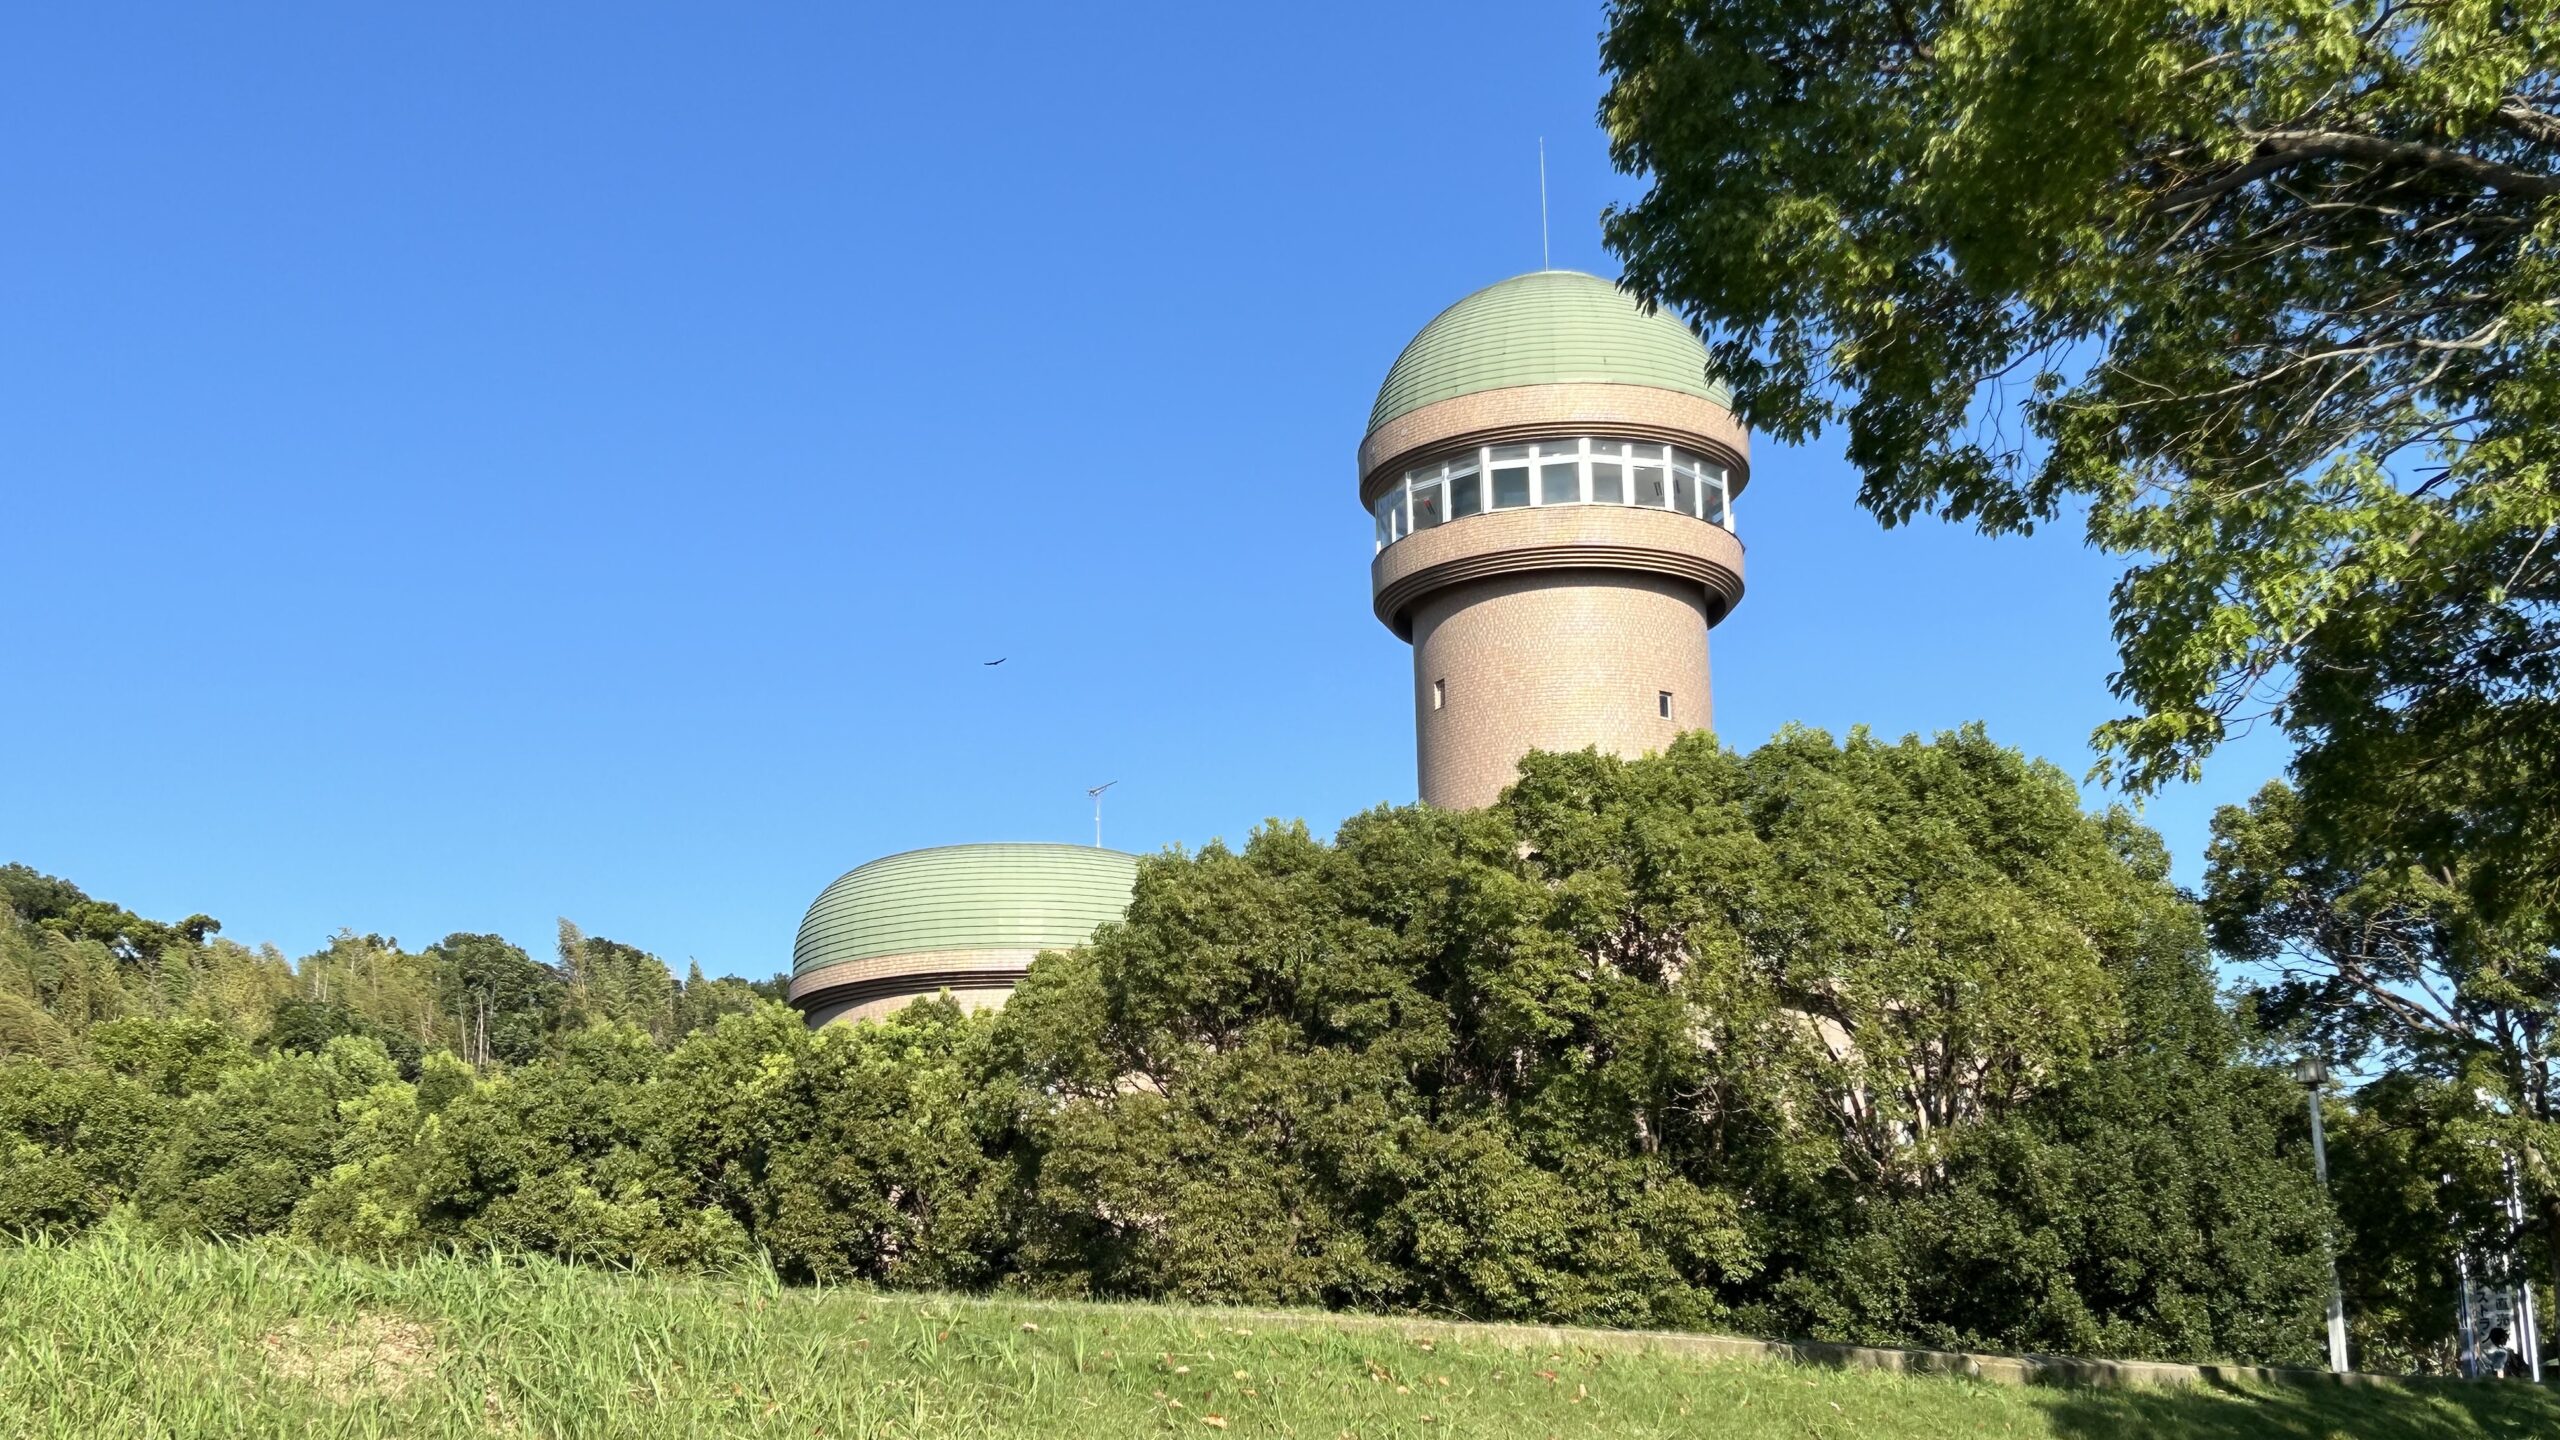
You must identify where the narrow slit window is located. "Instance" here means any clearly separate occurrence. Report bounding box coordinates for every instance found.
[1659,690,1673,718]
[1433,679,1446,712]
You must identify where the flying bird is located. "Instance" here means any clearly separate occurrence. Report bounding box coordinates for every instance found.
[983,658,1006,666]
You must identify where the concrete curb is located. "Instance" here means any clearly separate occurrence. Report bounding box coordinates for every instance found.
[875,1288,2420,1391]
[1182,1307,2398,1391]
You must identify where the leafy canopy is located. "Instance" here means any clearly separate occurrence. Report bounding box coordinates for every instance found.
[1601,1,2560,897]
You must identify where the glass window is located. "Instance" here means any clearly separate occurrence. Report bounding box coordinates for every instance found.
[1374,438,1732,545]
[1633,462,1667,508]
[1411,479,1446,530]
[1590,461,1624,504]
[1537,460,1579,506]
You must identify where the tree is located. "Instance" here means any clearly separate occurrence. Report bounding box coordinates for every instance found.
[0,1062,167,1235]
[672,962,765,1039]
[0,992,76,1067]
[0,865,274,1037]
[0,861,220,966]
[138,1036,402,1238]
[642,1000,1014,1287]
[1598,1,2560,889]
[266,998,423,1078]
[998,729,2329,1356]
[557,921,677,1043]
[407,1023,746,1269]
[290,1051,476,1260]
[290,932,444,1060]
[1769,923,2332,1361]
[174,940,297,1041]
[2321,1073,2520,1372]
[2206,778,2560,1308]
[425,932,565,1067]
[0,781,2347,1361]
[84,1016,250,1097]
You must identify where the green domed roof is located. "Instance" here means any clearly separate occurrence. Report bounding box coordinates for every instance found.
[792,843,1139,979]
[1368,270,1725,434]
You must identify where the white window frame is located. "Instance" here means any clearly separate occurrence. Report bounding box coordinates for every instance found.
[1375,437,1736,551]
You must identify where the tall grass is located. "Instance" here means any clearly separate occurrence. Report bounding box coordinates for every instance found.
[1,1230,2551,1438]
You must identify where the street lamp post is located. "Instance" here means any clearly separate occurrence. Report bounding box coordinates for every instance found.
[2293,1056,2352,1374]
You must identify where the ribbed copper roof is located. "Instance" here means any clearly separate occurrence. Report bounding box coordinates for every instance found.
[790,843,1139,979]
[1368,270,1726,434]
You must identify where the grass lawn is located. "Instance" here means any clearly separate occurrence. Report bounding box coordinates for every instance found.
[2,1233,2553,1439]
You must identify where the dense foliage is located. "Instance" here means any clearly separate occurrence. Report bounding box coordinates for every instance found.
[1598,0,2560,923]
[2206,779,2559,1360]
[0,729,2497,1365]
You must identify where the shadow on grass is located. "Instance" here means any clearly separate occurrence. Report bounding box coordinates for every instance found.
[2038,1372,2559,1440]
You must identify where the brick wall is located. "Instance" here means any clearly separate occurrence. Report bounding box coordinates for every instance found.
[1411,570,1713,809]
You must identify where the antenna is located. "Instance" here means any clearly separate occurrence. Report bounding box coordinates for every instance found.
[1538,137,1550,271]
[1086,780,1118,848]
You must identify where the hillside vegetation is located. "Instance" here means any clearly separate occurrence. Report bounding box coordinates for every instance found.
[3,730,2545,1368]
[5,1232,2555,1440]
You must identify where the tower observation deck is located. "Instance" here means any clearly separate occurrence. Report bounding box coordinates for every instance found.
[1361,270,1750,808]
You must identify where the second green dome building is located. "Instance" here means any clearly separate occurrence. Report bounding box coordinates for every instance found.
[789,843,1138,1026]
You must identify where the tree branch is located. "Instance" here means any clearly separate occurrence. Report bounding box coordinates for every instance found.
[2243,129,2560,199]
[2493,101,2560,149]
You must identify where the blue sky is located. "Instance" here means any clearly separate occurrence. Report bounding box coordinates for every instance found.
[1,3,2289,977]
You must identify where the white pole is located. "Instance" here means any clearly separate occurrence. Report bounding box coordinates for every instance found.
[2507,1152,2544,1382]
[2304,1079,2352,1374]
[1538,137,1550,271]
[2457,1243,2479,1378]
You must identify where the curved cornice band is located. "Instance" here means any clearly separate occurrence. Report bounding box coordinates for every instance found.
[1368,503,1748,639]
[793,966,1030,1022]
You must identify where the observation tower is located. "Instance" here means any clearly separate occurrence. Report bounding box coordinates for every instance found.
[1361,270,1750,808]
[788,843,1137,1026]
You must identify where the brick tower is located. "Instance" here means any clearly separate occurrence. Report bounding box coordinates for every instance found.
[1362,271,1750,808]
